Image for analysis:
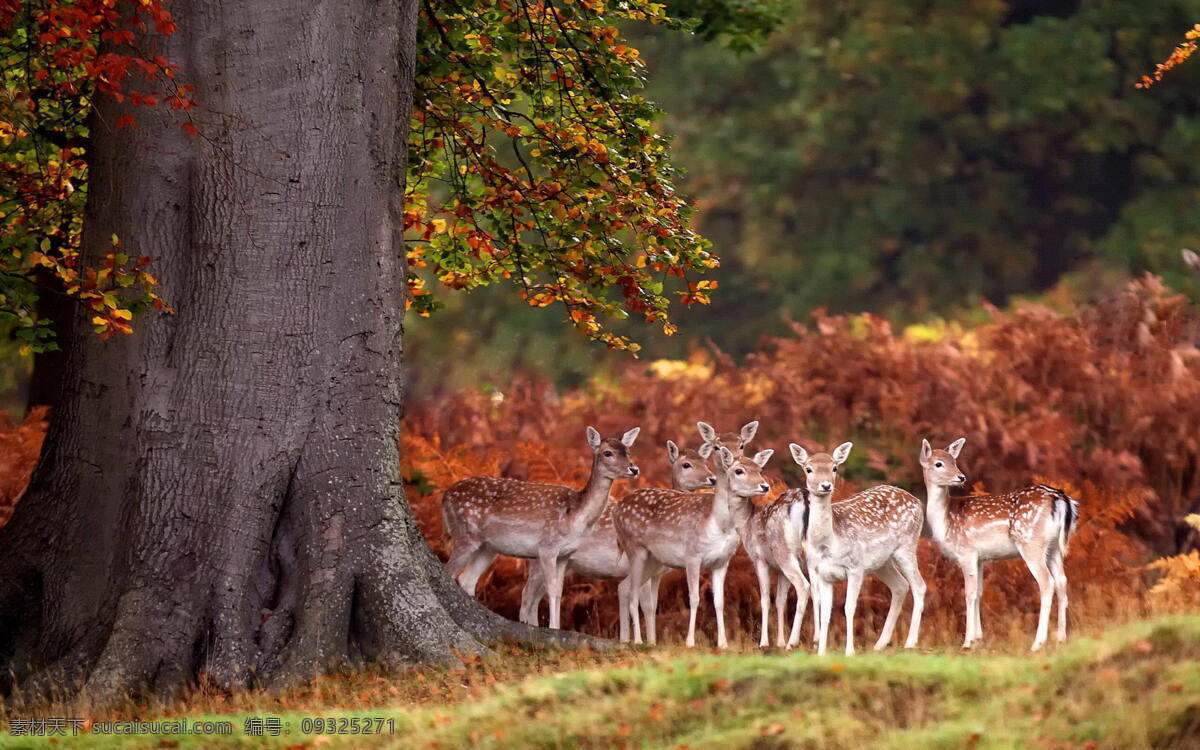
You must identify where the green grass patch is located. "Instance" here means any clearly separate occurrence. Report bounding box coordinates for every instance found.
[2,616,1199,749]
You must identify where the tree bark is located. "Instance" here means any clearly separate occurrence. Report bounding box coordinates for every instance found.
[0,0,572,701]
[25,269,74,412]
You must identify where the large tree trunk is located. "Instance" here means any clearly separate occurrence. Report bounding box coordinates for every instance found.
[0,0,560,700]
[24,269,74,411]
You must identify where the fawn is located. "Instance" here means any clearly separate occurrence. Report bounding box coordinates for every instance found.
[517,440,716,640]
[731,482,812,649]
[614,443,774,648]
[790,442,926,655]
[441,426,640,629]
[920,438,1079,651]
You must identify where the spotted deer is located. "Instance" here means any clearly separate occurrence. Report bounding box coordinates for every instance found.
[518,440,716,640]
[790,442,927,655]
[730,482,811,649]
[441,426,640,629]
[614,444,774,648]
[619,419,759,643]
[920,438,1079,651]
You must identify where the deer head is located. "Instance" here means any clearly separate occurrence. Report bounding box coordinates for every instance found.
[714,444,773,497]
[788,441,852,497]
[667,440,717,490]
[696,420,759,457]
[586,426,641,479]
[919,437,967,489]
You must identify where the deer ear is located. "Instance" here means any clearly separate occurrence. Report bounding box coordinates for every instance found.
[696,421,717,445]
[586,426,602,450]
[832,441,853,465]
[620,427,640,448]
[1184,248,1200,270]
[948,437,966,458]
[752,448,774,468]
[920,438,932,464]
[788,443,808,466]
[697,441,714,459]
[716,445,734,469]
[666,440,680,464]
[740,420,759,445]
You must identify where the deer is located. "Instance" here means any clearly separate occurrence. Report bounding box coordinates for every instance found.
[790,442,927,656]
[731,482,812,649]
[517,440,716,640]
[441,425,640,630]
[920,438,1079,651]
[616,419,759,645]
[697,420,758,458]
[614,443,774,648]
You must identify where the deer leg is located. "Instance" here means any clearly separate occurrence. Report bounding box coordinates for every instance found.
[843,569,864,656]
[809,563,822,650]
[816,578,834,656]
[973,558,985,644]
[627,548,647,644]
[872,562,908,651]
[780,560,810,649]
[616,576,632,643]
[960,554,980,647]
[753,558,772,648]
[520,561,546,626]
[774,573,789,648]
[685,558,702,648]
[894,548,926,649]
[444,540,481,582]
[456,547,496,597]
[712,561,731,649]
[1048,548,1069,644]
[645,568,664,645]
[539,550,565,630]
[1019,544,1054,651]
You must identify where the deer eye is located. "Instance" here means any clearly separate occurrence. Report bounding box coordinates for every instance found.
[806,467,813,474]
[832,467,837,473]
[682,462,692,469]
[734,468,745,476]
[935,461,943,468]
[604,450,613,458]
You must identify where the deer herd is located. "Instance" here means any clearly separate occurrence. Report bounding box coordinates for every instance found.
[442,421,1079,655]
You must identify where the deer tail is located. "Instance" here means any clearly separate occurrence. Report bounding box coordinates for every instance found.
[1049,487,1080,557]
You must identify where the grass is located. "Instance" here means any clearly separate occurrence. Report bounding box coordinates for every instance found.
[2,616,1199,749]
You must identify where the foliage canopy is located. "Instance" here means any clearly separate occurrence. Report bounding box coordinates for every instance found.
[1,0,783,357]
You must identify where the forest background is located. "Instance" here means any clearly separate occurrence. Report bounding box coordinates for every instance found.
[3,0,1200,644]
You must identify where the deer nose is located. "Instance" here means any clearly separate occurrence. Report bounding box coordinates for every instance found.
[957,474,966,484]
[819,481,833,492]
[628,465,640,476]
[758,483,770,493]
[707,476,717,486]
